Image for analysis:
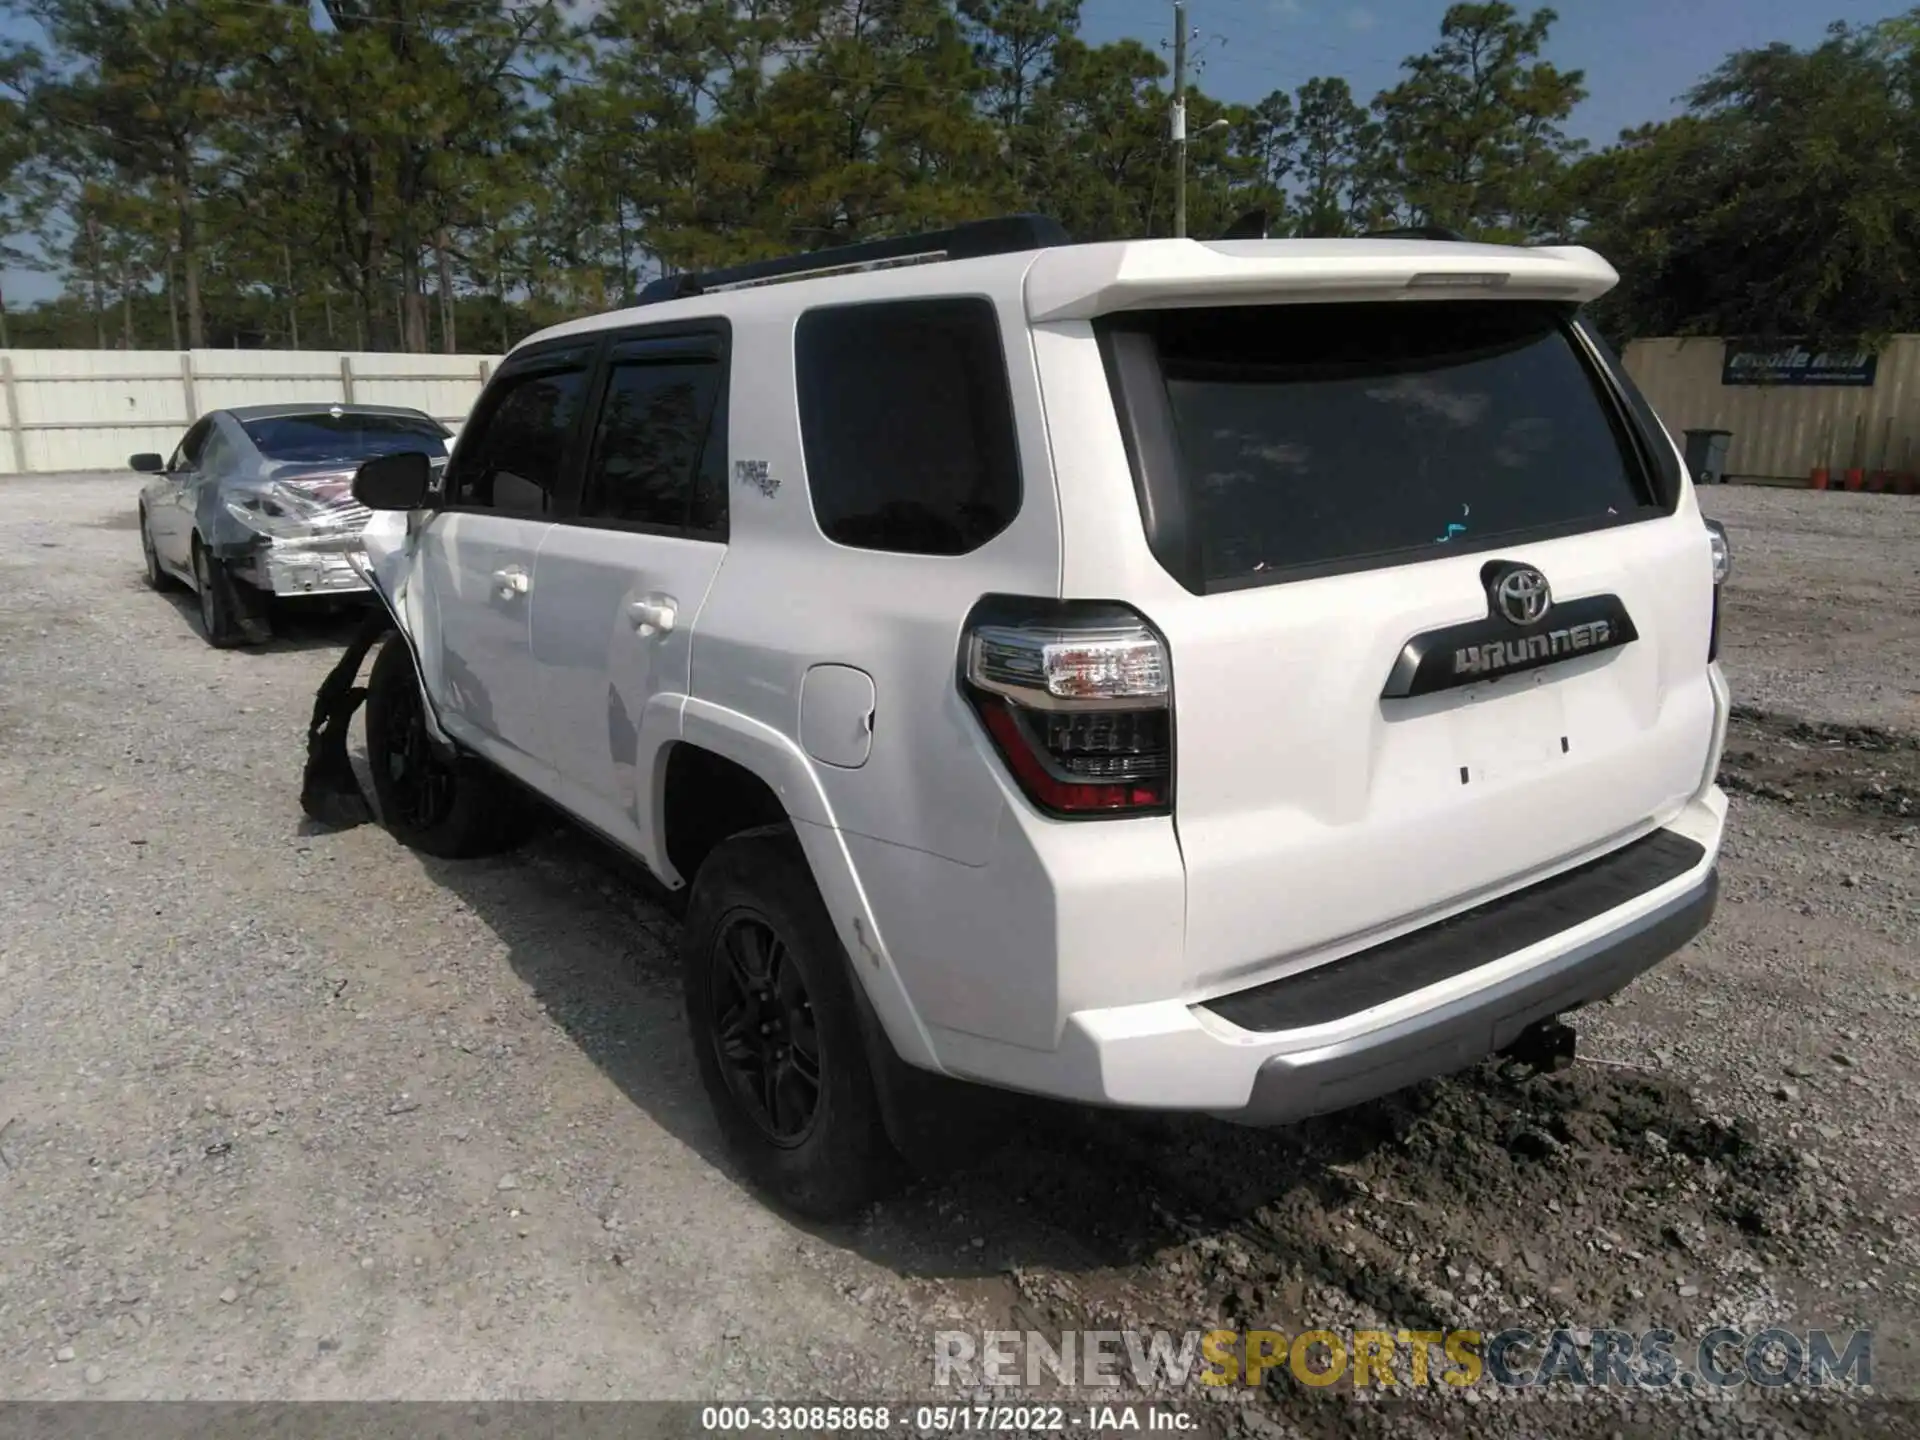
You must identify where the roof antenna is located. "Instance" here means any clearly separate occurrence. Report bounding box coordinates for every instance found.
[1222,208,1269,240]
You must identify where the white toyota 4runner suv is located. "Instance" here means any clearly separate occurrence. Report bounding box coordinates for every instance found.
[301,215,1732,1220]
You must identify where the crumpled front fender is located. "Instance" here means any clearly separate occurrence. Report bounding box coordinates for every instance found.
[298,510,448,828]
[359,509,413,599]
[359,512,452,748]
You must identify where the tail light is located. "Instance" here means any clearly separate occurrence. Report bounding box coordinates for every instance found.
[960,598,1172,817]
[1704,519,1731,662]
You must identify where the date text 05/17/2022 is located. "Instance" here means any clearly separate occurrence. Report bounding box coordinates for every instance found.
[699,1404,1199,1432]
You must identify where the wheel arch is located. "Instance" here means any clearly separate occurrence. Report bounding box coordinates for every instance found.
[357,564,454,751]
[661,743,790,895]
[671,698,943,1073]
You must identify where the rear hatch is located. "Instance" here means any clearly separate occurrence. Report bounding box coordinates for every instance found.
[1043,244,1718,998]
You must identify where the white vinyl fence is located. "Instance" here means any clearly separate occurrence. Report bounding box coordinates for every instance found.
[0,349,505,475]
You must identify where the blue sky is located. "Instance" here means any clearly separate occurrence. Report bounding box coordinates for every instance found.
[1,0,1908,308]
[1087,0,1907,138]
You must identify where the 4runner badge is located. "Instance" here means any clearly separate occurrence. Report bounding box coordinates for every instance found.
[734,459,779,498]
[1379,560,1640,699]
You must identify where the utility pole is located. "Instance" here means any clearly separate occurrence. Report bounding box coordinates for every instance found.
[1172,0,1189,239]
[282,244,300,350]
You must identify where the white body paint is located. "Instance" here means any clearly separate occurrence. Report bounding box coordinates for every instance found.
[359,236,1729,1112]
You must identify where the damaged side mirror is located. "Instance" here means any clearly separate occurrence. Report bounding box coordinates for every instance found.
[353,450,433,511]
[129,453,165,473]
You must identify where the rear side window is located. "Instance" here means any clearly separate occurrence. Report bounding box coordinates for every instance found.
[449,365,590,515]
[795,298,1021,556]
[1102,301,1657,590]
[169,419,211,472]
[200,425,236,474]
[578,359,726,535]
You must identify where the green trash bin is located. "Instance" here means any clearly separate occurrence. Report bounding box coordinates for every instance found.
[1684,429,1733,485]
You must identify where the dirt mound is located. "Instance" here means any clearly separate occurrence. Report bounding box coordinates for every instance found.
[908,1059,1828,1378]
[1720,706,1920,837]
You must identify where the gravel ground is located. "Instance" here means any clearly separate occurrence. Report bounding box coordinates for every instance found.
[1,475,1915,1437]
[1696,485,1920,733]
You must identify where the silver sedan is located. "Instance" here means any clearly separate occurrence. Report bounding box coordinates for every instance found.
[133,403,449,647]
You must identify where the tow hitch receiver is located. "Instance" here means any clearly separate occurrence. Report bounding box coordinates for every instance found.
[1500,1017,1578,1075]
[299,605,394,829]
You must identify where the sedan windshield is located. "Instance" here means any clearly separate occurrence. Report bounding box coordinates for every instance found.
[243,412,450,465]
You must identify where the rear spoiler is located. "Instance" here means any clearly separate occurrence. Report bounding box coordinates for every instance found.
[1023,239,1617,322]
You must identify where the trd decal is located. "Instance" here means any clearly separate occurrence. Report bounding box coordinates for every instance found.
[734,459,779,498]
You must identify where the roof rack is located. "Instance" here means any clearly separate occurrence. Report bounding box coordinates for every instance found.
[1363,225,1471,242]
[637,214,1073,305]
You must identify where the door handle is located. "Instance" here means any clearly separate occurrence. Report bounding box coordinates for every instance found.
[627,595,677,634]
[491,566,530,598]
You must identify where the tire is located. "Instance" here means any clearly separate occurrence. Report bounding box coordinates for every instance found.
[139,506,172,591]
[191,538,272,648]
[682,829,898,1221]
[363,634,535,858]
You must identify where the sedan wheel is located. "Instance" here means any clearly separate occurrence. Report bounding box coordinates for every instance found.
[193,546,220,634]
[139,509,167,590]
[190,540,270,648]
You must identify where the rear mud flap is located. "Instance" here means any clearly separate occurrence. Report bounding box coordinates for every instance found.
[299,605,395,829]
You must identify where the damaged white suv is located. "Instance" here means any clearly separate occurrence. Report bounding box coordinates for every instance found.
[301,216,1732,1220]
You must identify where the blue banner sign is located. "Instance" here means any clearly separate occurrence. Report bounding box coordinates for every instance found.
[1722,344,1878,387]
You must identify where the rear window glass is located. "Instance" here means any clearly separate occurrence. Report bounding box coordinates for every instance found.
[1116,301,1652,585]
[795,298,1022,556]
[243,412,450,465]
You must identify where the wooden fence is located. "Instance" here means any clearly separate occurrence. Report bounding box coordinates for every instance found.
[0,348,503,474]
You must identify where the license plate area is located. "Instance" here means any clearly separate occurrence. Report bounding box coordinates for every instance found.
[1450,674,1568,786]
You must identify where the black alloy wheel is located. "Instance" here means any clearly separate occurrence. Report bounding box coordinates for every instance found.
[379,657,456,832]
[709,913,823,1146]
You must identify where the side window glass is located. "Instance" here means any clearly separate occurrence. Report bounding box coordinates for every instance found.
[794,298,1022,556]
[170,421,210,472]
[200,428,232,474]
[448,365,589,515]
[578,359,723,531]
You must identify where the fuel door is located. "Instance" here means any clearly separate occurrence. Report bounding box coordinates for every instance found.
[799,664,876,769]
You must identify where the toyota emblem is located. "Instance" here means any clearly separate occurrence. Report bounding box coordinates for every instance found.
[1492,564,1552,626]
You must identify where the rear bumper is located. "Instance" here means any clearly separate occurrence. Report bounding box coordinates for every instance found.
[236,541,370,598]
[918,787,1726,1117]
[1222,862,1715,1124]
